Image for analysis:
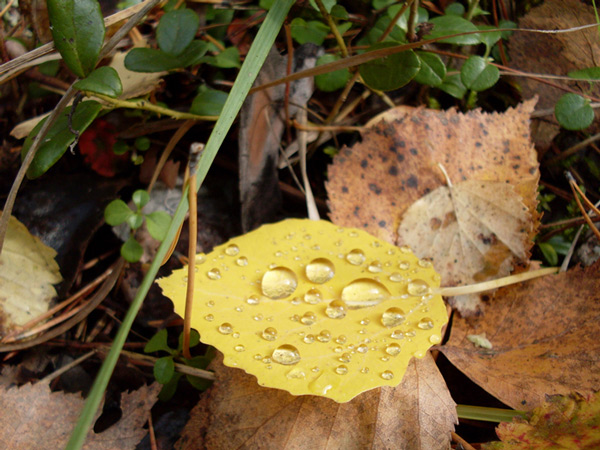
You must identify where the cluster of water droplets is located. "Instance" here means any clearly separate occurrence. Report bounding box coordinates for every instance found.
[193,226,442,395]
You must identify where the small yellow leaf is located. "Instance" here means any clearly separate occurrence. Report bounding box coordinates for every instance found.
[158,219,447,402]
[0,213,62,336]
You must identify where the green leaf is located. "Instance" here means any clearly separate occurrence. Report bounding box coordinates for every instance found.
[568,67,600,80]
[331,5,348,20]
[21,101,102,179]
[538,242,558,266]
[73,66,123,97]
[361,16,406,44]
[132,189,150,209]
[359,44,420,91]
[201,46,241,68]
[134,136,150,151]
[499,20,516,39]
[154,356,175,384]
[461,56,499,91]
[113,140,129,155]
[315,53,351,92]
[387,4,428,32]
[414,51,446,87]
[373,0,394,8]
[158,372,182,401]
[177,40,210,67]
[445,2,465,15]
[144,328,172,354]
[146,211,172,241]
[124,48,183,73]
[439,73,467,99]
[47,0,105,78]
[127,213,144,230]
[186,374,213,391]
[309,0,335,13]
[425,15,481,45]
[478,25,502,49]
[290,18,329,45]
[555,93,594,130]
[546,235,572,256]
[190,87,228,116]
[104,199,133,226]
[157,9,200,56]
[178,328,200,350]
[121,235,143,262]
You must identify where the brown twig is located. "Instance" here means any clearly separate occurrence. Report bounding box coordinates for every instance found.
[567,172,600,242]
[452,431,478,450]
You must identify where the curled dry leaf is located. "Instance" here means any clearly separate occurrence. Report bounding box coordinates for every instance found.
[0,213,62,337]
[158,219,447,403]
[327,100,539,315]
[441,263,600,410]
[177,353,457,450]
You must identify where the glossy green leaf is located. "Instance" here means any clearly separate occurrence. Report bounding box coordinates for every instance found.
[439,73,467,99]
[104,199,133,226]
[177,40,210,67]
[414,51,446,87]
[112,140,129,155]
[538,242,558,266]
[132,190,150,209]
[158,373,182,401]
[144,328,172,354]
[178,329,200,350]
[373,0,394,8]
[186,374,213,391]
[315,53,351,92]
[387,4,428,32]
[499,20,517,39]
[146,211,172,242]
[290,18,329,45]
[121,235,143,262]
[445,2,465,15]
[21,101,102,179]
[127,213,144,230]
[478,25,502,49]
[47,0,105,78]
[157,9,200,56]
[568,67,600,80]
[134,136,150,151]
[190,86,228,116]
[359,44,420,91]
[461,56,499,91]
[309,0,335,13]
[425,15,480,45]
[555,93,594,130]
[124,48,183,72]
[154,356,175,384]
[331,4,348,19]
[73,67,123,97]
[201,46,241,68]
[361,16,406,44]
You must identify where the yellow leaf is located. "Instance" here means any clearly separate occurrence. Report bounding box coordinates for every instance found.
[158,219,447,402]
[0,213,62,336]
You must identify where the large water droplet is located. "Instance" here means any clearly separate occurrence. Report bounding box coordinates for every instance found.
[385,343,401,356]
[335,365,348,375]
[341,279,390,308]
[300,311,317,325]
[286,368,306,379]
[218,323,233,335]
[417,317,434,330]
[407,279,431,296]
[207,268,221,280]
[305,258,335,284]
[225,244,240,256]
[325,300,347,319]
[261,267,298,299]
[346,249,366,265]
[367,260,382,273]
[381,307,405,328]
[304,288,322,305]
[272,344,301,365]
[381,370,394,380]
[261,327,278,341]
[236,256,248,266]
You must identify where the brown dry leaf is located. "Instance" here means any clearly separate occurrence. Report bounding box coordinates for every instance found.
[0,381,159,449]
[177,352,456,450]
[440,263,600,410]
[327,101,539,315]
[508,0,600,149]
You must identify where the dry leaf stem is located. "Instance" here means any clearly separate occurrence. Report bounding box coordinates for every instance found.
[567,172,600,242]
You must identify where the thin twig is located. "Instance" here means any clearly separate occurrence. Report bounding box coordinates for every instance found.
[314,0,348,57]
[40,350,96,384]
[298,109,319,220]
[567,172,600,242]
[115,349,216,380]
[451,432,478,450]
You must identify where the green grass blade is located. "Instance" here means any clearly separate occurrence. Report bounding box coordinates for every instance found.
[457,404,527,423]
[65,1,294,448]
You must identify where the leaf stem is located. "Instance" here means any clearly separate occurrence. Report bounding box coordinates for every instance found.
[456,404,526,422]
[314,0,348,58]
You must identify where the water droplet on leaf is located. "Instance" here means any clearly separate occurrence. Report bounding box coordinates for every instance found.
[207,268,221,280]
[346,249,366,265]
[381,307,405,328]
[304,288,322,305]
[381,370,394,380]
[261,327,278,341]
[385,343,401,356]
[236,256,248,266]
[218,323,233,334]
[408,279,430,296]
[325,300,347,319]
[300,311,317,325]
[272,344,301,365]
[261,267,298,299]
[305,258,335,284]
[335,365,348,375]
[225,244,240,256]
[341,278,390,308]
[417,317,434,330]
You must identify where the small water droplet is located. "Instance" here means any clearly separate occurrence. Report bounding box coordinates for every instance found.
[225,244,240,256]
[311,366,320,373]
[311,244,321,251]
[204,314,214,321]
[398,261,410,270]
[290,314,300,322]
[335,240,343,246]
[232,332,240,338]
[334,346,343,353]
[385,343,401,356]
[380,356,389,362]
[300,311,317,325]
[357,344,368,353]
[262,357,272,364]
[253,314,264,321]
[272,344,301,365]
[408,279,430,296]
[381,307,405,328]
[335,335,347,344]
[413,350,425,358]
[325,300,347,319]
[417,317,434,330]
[349,231,359,237]
[367,260,382,273]
[335,365,348,375]
[317,330,331,342]
[360,367,370,374]
[236,256,248,266]
[389,272,404,282]
[429,334,442,344]
[391,330,404,339]
[405,330,416,338]
[207,268,221,280]
[341,279,390,308]
[399,246,412,254]
[206,300,215,307]
[246,295,260,305]
[418,259,432,268]
[304,288,322,305]
[254,354,262,360]
[303,334,315,344]
[381,370,394,380]
[305,258,335,284]
[235,306,244,312]
[303,234,312,240]
[339,353,352,363]
[234,344,245,352]
[433,273,441,282]
[195,255,206,264]
[261,267,298,299]
[261,327,278,341]
[360,318,370,326]
[286,368,306,379]
[218,323,233,334]
[346,249,366,265]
